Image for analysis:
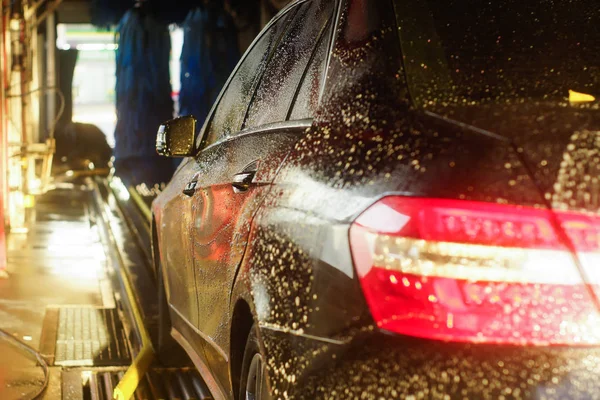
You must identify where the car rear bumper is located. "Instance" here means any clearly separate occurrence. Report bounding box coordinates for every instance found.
[261,326,600,399]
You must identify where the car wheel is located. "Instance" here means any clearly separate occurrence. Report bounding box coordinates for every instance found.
[240,324,271,400]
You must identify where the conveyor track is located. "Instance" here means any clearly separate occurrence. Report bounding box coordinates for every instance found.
[82,368,212,400]
[74,177,209,400]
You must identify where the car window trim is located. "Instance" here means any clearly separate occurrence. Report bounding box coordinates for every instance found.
[285,12,335,121]
[317,0,342,105]
[194,1,307,151]
[392,0,458,109]
[197,119,313,156]
[390,0,415,108]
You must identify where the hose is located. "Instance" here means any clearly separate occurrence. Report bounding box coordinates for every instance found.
[5,85,66,139]
[0,328,49,400]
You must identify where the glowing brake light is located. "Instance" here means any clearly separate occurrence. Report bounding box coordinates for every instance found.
[557,212,600,301]
[349,197,600,345]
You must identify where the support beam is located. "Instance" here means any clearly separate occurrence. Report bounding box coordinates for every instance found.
[45,12,55,136]
[0,2,8,229]
[0,2,7,272]
[36,0,64,27]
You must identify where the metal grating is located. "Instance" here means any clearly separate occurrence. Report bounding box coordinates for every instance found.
[54,307,130,366]
[81,368,213,400]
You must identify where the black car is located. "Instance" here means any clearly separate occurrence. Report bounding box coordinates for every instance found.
[152,0,600,398]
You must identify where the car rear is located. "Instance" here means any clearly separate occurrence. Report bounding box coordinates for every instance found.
[243,0,600,397]
[350,196,600,346]
[284,189,600,399]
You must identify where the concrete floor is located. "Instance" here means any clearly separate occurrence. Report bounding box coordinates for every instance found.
[0,185,114,399]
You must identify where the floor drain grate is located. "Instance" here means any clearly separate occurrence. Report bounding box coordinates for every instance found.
[54,307,130,366]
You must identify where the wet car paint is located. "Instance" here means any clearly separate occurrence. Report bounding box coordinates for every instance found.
[153,0,600,398]
[426,103,600,207]
[190,126,307,386]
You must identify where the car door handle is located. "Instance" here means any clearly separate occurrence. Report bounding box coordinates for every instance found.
[183,180,197,197]
[232,170,256,193]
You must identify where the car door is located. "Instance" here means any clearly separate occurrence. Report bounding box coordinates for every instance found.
[183,0,335,385]
[157,159,198,328]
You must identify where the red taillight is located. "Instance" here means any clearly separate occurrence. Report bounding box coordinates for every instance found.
[350,196,600,345]
[557,211,600,305]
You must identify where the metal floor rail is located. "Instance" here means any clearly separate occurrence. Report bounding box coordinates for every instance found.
[85,178,208,400]
[83,368,212,400]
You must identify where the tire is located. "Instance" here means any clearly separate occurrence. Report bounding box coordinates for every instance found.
[239,324,272,400]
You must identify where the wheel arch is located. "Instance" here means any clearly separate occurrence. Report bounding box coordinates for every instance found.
[230,298,254,400]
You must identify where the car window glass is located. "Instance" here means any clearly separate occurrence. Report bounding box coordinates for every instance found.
[203,9,296,146]
[394,0,600,105]
[244,0,334,129]
[289,17,332,121]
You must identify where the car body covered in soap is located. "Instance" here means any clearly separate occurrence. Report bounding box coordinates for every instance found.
[151,0,600,398]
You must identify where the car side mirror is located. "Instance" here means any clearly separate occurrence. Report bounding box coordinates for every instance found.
[156,116,197,157]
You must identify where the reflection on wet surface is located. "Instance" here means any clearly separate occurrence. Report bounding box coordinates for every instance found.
[0,336,46,400]
[0,187,111,399]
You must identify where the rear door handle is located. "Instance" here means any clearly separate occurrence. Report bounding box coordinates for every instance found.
[183,180,197,196]
[232,170,256,193]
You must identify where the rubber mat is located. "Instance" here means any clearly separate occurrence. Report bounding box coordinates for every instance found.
[53,307,130,366]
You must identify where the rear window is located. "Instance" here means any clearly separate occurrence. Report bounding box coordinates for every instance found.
[395,0,600,104]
